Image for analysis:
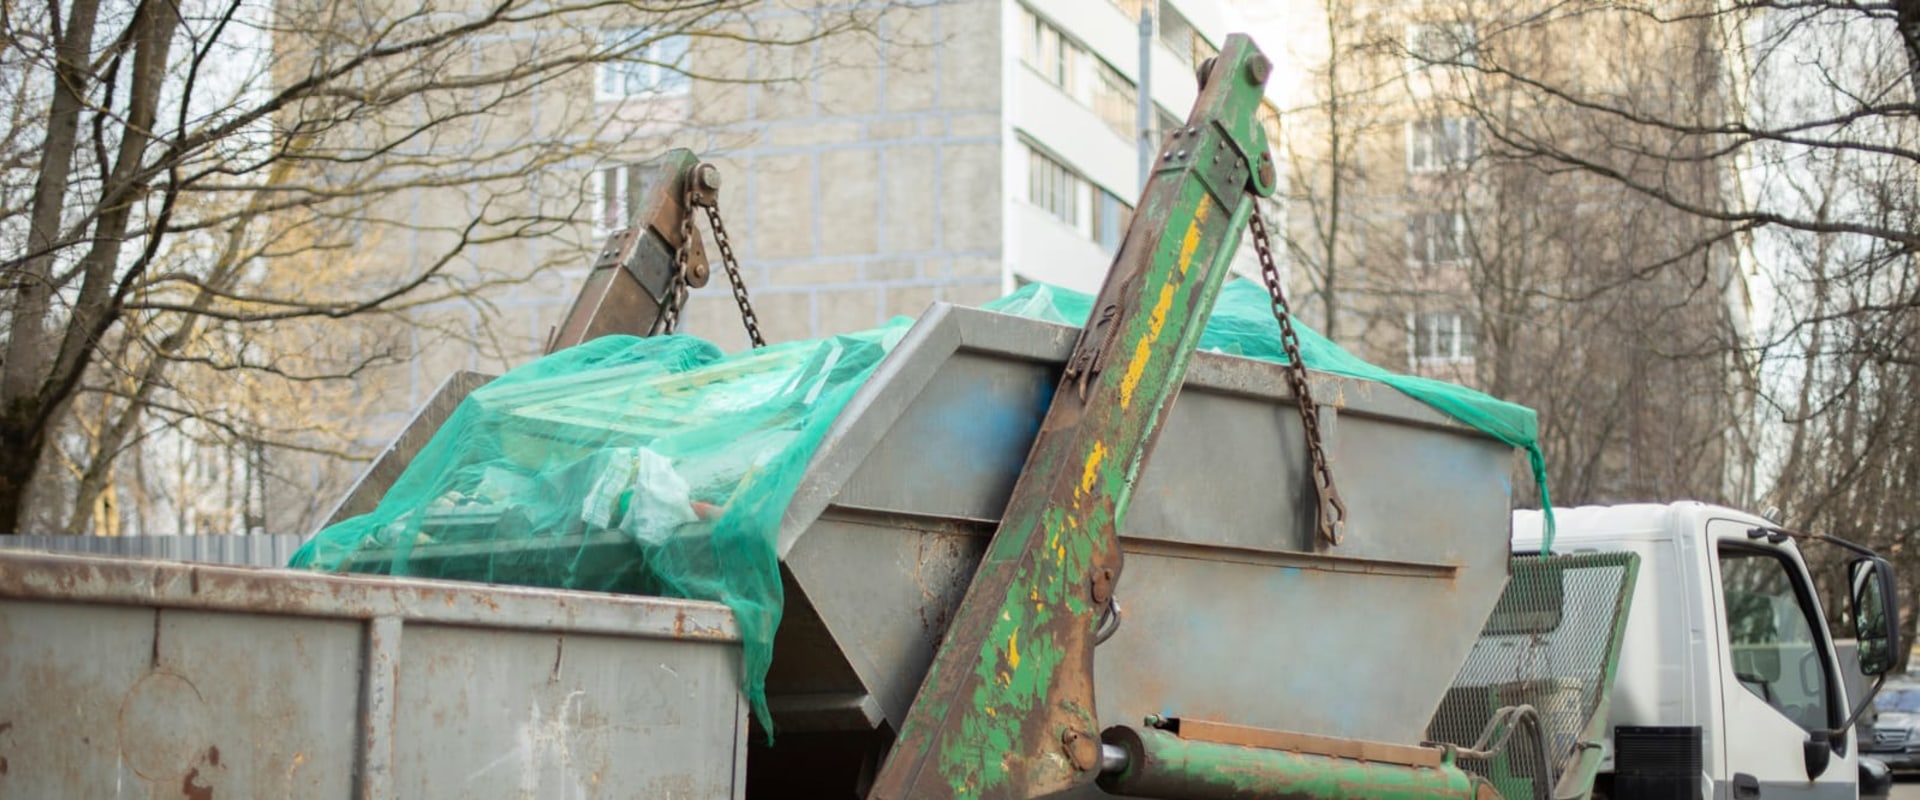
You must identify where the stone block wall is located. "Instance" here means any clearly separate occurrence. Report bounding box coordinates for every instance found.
[675,0,1008,352]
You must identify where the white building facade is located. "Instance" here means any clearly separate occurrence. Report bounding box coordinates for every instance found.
[1000,0,1283,294]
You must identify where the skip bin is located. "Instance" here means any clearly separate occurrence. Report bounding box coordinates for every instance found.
[0,550,747,799]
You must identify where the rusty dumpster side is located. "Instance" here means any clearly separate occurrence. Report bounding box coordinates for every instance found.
[0,550,747,800]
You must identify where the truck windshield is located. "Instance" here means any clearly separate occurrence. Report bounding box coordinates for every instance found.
[1876,687,1920,713]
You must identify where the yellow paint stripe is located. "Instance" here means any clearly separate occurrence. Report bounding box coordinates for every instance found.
[1118,196,1212,409]
[1079,440,1108,498]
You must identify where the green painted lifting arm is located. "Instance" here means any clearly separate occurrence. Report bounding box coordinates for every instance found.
[1098,726,1498,800]
[863,33,1279,800]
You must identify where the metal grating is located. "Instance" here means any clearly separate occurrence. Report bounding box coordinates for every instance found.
[1426,552,1641,800]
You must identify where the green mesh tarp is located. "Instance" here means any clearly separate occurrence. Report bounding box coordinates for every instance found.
[293,278,1553,737]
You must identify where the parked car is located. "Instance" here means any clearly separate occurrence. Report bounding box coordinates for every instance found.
[1863,683,1920,772]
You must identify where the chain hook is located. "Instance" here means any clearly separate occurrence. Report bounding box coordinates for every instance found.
[1094,597,1124,646]
[1248,207,1347,548]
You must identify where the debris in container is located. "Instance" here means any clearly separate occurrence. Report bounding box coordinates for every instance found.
[613,448,700,542]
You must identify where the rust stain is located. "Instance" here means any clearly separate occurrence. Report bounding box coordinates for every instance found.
[206,745,220,766]
[182,767,213,800]
[1,755,8,775]
[0,721,11,735]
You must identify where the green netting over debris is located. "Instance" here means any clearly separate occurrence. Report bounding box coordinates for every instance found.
[292,278,1552,738]
[997,280,1554,541]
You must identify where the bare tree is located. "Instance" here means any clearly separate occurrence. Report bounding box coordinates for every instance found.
[1436,2,1748,505]
[1391,0,1920,649]
[1278,0,1748,507]
[0,0,884,533]
[1279,0,1375,341]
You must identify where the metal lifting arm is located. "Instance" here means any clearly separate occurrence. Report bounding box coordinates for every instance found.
[546,148,714,352]
[319,150,744,532]
[864,34,1279,800]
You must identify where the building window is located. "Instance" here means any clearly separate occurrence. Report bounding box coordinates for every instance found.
[1091,63,1138,140]
[592,164,638,236]
[1022,7,1137,140]
[1093,190,1134,253]
[1409,117,1479,172]
[1157,106,1182,140]
[1157,2,1194,64]
[1412,312,1476,363]
[1407,22,1478,68]
[597,31,691,100]
[1026,144,1134,252]
[1157,2,1215,68]
[1192,30,1220,68]
[1020,8,1079,95]
[1408,211,1469,266]
[1029,148,1082,226]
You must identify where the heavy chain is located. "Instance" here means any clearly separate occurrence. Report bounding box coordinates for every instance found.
[1249,208,1348,548]
[656,179,765,349]
[701,201,765,349]
[654,194,696,337]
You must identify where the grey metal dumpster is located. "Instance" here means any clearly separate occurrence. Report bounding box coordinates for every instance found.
[765,303,1516,742]
[0,550,747,799]
[313,301,1521,797]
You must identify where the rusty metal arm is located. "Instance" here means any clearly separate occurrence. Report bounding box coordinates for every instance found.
[546,149,716,352]
[863,34,1279,800]
[318,150,726,534]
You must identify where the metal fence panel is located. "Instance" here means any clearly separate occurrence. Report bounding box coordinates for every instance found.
[0,534,308,567]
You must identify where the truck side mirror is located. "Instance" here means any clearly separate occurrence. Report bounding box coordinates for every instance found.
[1804,734,1832,779]
[1849,557,1901,675]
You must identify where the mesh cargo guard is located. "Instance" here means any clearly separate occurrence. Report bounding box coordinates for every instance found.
[1427,552,1641,799]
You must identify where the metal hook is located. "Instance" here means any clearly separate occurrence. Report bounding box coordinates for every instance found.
[1095,597,1124,645]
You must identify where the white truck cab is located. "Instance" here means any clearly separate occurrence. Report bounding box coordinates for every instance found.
[1512,501,1899,800]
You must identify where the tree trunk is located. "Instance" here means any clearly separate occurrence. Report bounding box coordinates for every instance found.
[0,416,48,534]
[64,394,149,535]
[1899,0,1920,103]
[0,0,107,534]
[3,0,103,405]
[1318,2,1344,343]
[4,0,186,533]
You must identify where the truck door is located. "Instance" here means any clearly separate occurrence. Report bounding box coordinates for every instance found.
[1710,520,1853,799]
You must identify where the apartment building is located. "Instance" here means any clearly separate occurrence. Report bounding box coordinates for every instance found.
[261,0,1288,532]
[598,0,1286,350]
[1241,0,1754,504]
[386,0,1287,372]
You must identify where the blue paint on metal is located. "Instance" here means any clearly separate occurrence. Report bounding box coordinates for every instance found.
[914,371,1055,498]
